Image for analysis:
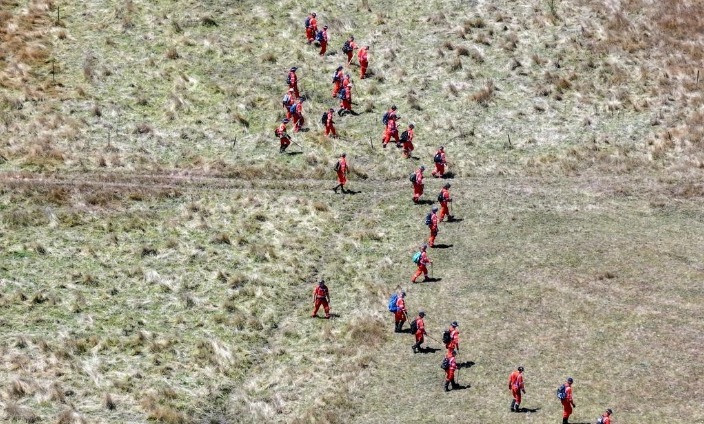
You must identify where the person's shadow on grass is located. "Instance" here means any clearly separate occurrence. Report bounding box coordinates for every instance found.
[286,151,303,156]
[515,407,540,413]
[417,346,441,354]
[431,244,453,249]
[457,361,475,369]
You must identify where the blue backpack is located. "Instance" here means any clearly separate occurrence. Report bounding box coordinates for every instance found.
[556,384,567,400]
[316,30,324,42]
[388,293,399,312]
[412,252,422,264]
[305,17,311,28]
[382,111,389,125]
[289,104,297,114]
[337,87,346,100]
[425,213,433,226]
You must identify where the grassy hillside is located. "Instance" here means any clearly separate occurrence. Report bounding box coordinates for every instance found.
[1,0,703,422]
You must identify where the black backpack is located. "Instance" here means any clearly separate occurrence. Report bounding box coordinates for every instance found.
[382,111,389,125]
[332,72,340,83]
[334,161,340,172]
[409,172,417,184]
[305,17,311,28]
[342,40,352,53]
[400,130,409,142]
[287,73,292,85]
[442,330,451,345]
[438,192,444,202]
[441,357,450,370]
[425,213,433,226]
[409,319,418,334]
[434,152,443,163]
[321,112,328,125]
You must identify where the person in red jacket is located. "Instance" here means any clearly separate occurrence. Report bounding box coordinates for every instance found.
[311,279,330,318]
[358,45,369,78]
[432,146,447,178]
[438,183,453,222]
[561,377,575,424]
[445,321,459,353]
[332,66,344,98]
[394,291,407,333]
[341,73,351,91]
[412,165,425,203]
[444,349,459,392]
[410,244,432,283]
[305,13,317,44]
[339,83,352,114]
[382,115,400,148]
[508,366,526,412]
[428,206,439,247]
[333,153,348,193]
[276,118,291,153]
[319,25,329,56]
[287,67,300,98]
[598,408,613,424]
[411,310,427,353]
[282,88,296,120]
[292,98,305,132]
[401,123,415,158]
[324,108,337,137]
[343,35,358,65]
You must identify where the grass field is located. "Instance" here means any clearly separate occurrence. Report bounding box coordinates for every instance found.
[1,0,704,422]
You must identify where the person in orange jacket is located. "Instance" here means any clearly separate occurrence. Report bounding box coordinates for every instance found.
[508,366,526,412]
[287,67,300,98]
[394,291,407,332]
[444,321,459,352]
[305,13,317,44]
[343,35,358,65]
[382,115,400,148]
[324,108,337,137]
[444,349,459,392]
[339,83,352,114]
[333,153,348,193]
[358,45,369,78]
[432,146,447,178]
[319,25,329,56]
[282,88,296,120]
[411,310,427,353]
[275,118,291,153]
[332,66,344,98]
[428,206,439,247]
[598,408,613,424]
[341,73,351,91]
[561,377,575,424]
[410,244,432,283]
[292,98,305,132]
[401,123,415,158]
[311,279,330,318]
[438,183,453,222]
[412,165,425,203]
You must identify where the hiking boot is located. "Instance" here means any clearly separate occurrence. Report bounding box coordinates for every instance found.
[510,400,515,412]
[411,345,417,354]
[514,404,520,412]
[423,276,430,282]
[333,186,338,193]
[562,418,568,424]
[382,143,387,148]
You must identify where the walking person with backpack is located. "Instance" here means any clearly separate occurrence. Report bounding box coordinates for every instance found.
[508,366,526,412]
[410,244,432,283]
[382,114,400,148]
[291,98,305,132]
[342,35,358,65]
[331,66,344,98]
[358,45,369,78]
[333,153,348,193]
[432,146,447,178]
[393,291,407,333]
[411,310,427,353]
[287,67,300,98]
[275,118,291,153]
[438,183,454,222]
[557,377,576,424]
[442,349,459,392]
[597,408,613,424]
[318,25,329,56]
[411,165,425,203]
[323,108,336,137]
[443,321,459,353]
[305,13,318,44]
[339,83,352,114]
[311,279,331,319]
[282,88,296,120]
[427,205,439,247]
[401,123,415,158]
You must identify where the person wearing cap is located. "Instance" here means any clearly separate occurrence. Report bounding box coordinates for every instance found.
[401,123,415,159]
[343,35,358,65]
[332,66,344,98]
[508,366,526,412]
[305,12,318,44]
[382,112,400,148]
[333,153,348,193]
[319,25,329,56]
[561,377,575,424]
[597,408,612,424]
[282,87,297,120]
[276,118,291,153]
[341,73,351,91]
[339,82,352,114]
[438,183,453,222]
[412,165,425,203]
[287,67,299,98]
[444,348,459,392]
[411,310,427,353]
[324,107,337,137]
[428,205,439,247]
[432,145,447,178]
[410,244,432,283]
[311,279,330,319]
[445,321,459,353]
[358,45,370,78]
[292,98,305,132]
[394,291,407,332]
